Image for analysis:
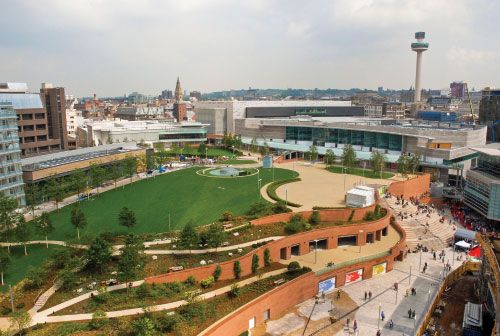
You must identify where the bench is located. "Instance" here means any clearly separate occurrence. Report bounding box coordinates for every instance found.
[273,279,285,286]
[169,266,184,272]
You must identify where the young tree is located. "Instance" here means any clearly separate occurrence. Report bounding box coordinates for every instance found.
[15,215,31,256]
[251,254,259,273]
[109,164,122,188]
[324,149,336,166]
[71,169,88,197]
[183,143,191,155]
[89,162,106,194]
[10,310,31,335]
[341,144,357,172]
[36,212,54,248]
[179,221,199,253]
[86,236,112,274]
[259,142,270,156]
[250,137,258,153]
[46,177,65,210]
[71,203,87,240]
[0,249,10,285]
[24,183,42,217]
[309,210,320,225]
[263,248,271,267]
[197,143,207,156]
[118,234,145,288]
[123,156,138,183]
[118,207,137,231]
[370,151,387,178]
[306,145,318,162]
[205,222,226,251]
[233,260,242,279]
[0,194,18,253]
[213,265,222,282]
[397,155,410,177]
[409,152,422,175]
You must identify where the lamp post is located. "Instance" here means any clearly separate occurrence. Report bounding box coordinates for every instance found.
[285,189,288,207]
[314,239,319,264]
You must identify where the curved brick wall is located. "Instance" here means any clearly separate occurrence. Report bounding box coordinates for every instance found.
[387,173,430,200]
[200,217,407,336]
[146,207,391,284]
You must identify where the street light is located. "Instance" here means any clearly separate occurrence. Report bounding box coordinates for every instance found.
[285,188,288,207]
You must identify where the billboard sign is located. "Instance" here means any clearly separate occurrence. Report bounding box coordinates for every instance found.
[318,277,336,294]
[345,269,363,285]
[372,262,387,276]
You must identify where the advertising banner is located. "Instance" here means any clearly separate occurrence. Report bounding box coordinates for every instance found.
[345,269,363,285]
[372,262,387,276]
[318,277,336,294]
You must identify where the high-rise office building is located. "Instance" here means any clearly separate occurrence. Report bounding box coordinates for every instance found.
[0,82,62,156]
[0,102,25,205]
[450,81,466,100]
[479,87,500,142]
[40,83,69,150]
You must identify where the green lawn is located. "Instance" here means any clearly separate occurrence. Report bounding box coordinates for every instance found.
[37,167,298,241]
[0,245,58,291]
[326,165,395,179]
[219,159,257,165]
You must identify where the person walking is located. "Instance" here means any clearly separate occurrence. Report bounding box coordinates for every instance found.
[353,319,357,332]
[408,309,412,318]
[346,318,350,328]
[364,291,367,301]
[376,329,381,336]
[389,319,394,329]
[369,291,372,300]
[412,309,416,319]
[381,311,385,321]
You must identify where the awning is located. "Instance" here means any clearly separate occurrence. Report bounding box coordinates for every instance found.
[455,228,477,241]
[455,240,471,249]
[468,246,481,259]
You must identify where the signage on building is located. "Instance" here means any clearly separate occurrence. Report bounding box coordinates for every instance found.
[318,277,336,294]
[372,262,387,276]
[345,269,363,285]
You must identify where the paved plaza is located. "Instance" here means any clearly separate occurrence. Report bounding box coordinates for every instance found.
[257,247,462,336]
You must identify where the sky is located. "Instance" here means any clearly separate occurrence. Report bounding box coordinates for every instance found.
[1,0,499,97]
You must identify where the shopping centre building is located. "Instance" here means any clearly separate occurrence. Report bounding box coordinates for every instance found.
[235,116,487,184]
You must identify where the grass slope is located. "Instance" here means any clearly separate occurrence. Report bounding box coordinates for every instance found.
[40,167,298,241]
[0,245,58,291]
[326,165,395,179]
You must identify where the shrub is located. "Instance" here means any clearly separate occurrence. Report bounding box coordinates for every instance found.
[309,210,320,225]
[233,261,242,279]
[220,211,234,222]
[88,310,107,330]
[287,261,301,272]
[213,265,222,282]
[374,204,382,216]
[302,266,312,273]
[348,210,355,222]
[24,266,46,289]
[200,276,215,289]
[228,284,241,298]
[251,254,259,273]
[185,275,197,286]
[155,313,180,333]
[163,281,183,295]
[266,178,302,207]
[271,201,291,214]
[132,316,158,336]
[263,248,271,267]
[284,214,308,234]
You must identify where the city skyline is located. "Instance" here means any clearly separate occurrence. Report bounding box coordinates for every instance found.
[1,0,499,96]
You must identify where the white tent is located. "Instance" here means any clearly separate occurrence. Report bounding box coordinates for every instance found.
[346,186,375,208]
[455,240,471,249]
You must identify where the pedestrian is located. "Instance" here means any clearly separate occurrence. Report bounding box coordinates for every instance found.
[433,251,437,260]
[389,319,394,329]
[353,319,357,331]
[381,311,385,321]
[376,329,381,336]
[408,309,412,318]
[405,288,409,297]
[394,282,398,291]
[337,290,341,300]
[364,291,367,301]
[412,309,416,319]
[346,318,350,328]
[369,291,372,300]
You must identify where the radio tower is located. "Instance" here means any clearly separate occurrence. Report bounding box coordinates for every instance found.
[411,32,429,103]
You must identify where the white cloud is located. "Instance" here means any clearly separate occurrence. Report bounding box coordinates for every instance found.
[287,21,311,38]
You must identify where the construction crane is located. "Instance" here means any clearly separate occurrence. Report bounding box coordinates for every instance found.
[464,82,477,124]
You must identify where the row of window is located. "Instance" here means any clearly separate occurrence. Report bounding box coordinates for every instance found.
[284,127,403,151]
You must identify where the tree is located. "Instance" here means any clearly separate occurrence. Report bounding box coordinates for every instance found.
[324,149,336,166]
[24,183,42,217]
[0,249,10,285]
[213,265,222,282]
[109,164,122,188]
[179,221,199,253]
[10,310,31,335]
[251,254,259,273]
[409,152,422,175]
[370,151,387,178]
[71,203,87,240]
[118,207,137,230]
[250,137,258,153]
[36,212,54,248]
[341,144,357,172]
[397,155,410,177]
[234,134,243,149]
[46,177,65,210]
[233,260,242,279]
[263,248,271,267]
[15,215,30,256]
[132,316,157,336]
[197,143,207,156]
[89,162,106,194]
[306,145,318,162]
[118,234,145,287]
[309,210,320,225]
[86,236,112,274]
[259,142,270,156]
[183,142,191,155]
[0,194,18,252]
[205,222,226,250]
[59,268,78,290]
[123,156,138,183]
[71,169,88,196]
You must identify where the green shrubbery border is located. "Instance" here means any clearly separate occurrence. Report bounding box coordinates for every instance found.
[266,178,302,208]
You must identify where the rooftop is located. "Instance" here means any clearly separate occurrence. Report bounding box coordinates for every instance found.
[0,92,44,109]
[470,143,500,157]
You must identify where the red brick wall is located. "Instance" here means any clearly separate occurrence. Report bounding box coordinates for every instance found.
[145,207,390,284]
[387,173,430,200]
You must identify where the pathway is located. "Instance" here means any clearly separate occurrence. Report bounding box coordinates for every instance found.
[31,268,287,325]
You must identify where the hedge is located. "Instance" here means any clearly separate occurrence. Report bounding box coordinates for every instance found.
[266,178,302,207]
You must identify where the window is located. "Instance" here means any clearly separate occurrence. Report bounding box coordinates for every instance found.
[263,309,270,321]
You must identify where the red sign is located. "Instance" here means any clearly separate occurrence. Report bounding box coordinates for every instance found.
[345,269,363,285]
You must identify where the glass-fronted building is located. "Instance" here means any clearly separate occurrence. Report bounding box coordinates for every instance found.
[464,146,500,221]
[0,103,25,205]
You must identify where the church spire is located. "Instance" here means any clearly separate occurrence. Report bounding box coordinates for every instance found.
[174,77,183,103]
